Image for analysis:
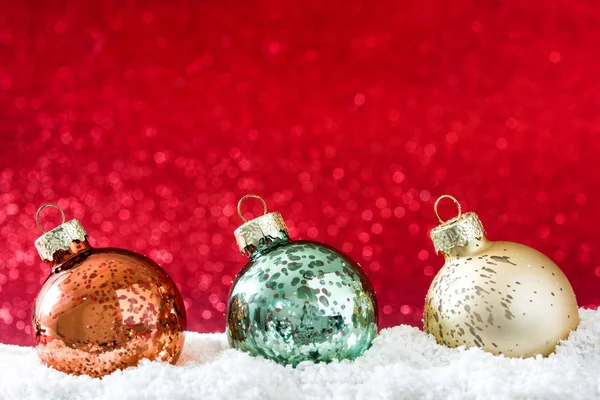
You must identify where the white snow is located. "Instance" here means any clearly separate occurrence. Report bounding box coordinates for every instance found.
[0,308,598,400]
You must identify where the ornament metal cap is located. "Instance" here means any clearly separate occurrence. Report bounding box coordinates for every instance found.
[233,194,290,257]
[430,195,485,254]
[34,204,87,262]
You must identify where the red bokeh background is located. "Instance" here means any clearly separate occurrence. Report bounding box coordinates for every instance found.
[0,1,599,346]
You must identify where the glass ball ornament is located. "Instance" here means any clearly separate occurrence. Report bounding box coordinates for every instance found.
[424,195,579,358]
[32,204,186,377]
[226,195,378,366]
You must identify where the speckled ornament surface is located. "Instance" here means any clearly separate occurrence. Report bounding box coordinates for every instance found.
[424,197,579,357]
[33,206,186,377]
[227,197,378,365]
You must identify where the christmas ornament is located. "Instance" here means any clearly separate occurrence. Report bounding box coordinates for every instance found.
[226,194,378,366]
[423,195,579,357]
[32,204,186,377]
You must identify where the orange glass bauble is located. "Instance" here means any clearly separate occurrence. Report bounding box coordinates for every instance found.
[32,204,186,378]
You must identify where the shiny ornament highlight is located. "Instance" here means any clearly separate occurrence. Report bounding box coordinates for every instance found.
[226,195,378,366]
[32,204,186,377]
[424,195,579,358]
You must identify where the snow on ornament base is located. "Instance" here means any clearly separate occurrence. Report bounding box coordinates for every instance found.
[0,308,598,399]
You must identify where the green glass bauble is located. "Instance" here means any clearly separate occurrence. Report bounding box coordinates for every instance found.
[226,196,378,366]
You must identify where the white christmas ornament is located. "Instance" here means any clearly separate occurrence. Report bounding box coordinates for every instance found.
[424,195,580,358]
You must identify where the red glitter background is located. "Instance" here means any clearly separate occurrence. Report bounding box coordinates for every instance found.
[0,1,599,346]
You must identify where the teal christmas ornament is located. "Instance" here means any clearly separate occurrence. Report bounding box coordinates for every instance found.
[226,194,378,366]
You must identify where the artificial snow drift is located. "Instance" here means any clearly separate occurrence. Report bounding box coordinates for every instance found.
[0,308,598,400]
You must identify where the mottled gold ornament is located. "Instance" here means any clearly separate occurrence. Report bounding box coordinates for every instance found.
[32,204,186,377]
[424,195,579,358]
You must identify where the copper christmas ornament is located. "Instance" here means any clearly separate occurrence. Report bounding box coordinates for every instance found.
[32,204,186,377]
[423,195,579,358]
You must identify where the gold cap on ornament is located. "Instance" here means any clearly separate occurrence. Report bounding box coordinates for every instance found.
[234,194,290,257]
[34,204,87,262]
[430,195,485,254]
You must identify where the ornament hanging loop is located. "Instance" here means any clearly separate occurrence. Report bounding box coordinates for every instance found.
[36,203,66,233]
[434,195,462,224]
[237,194,268,223]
